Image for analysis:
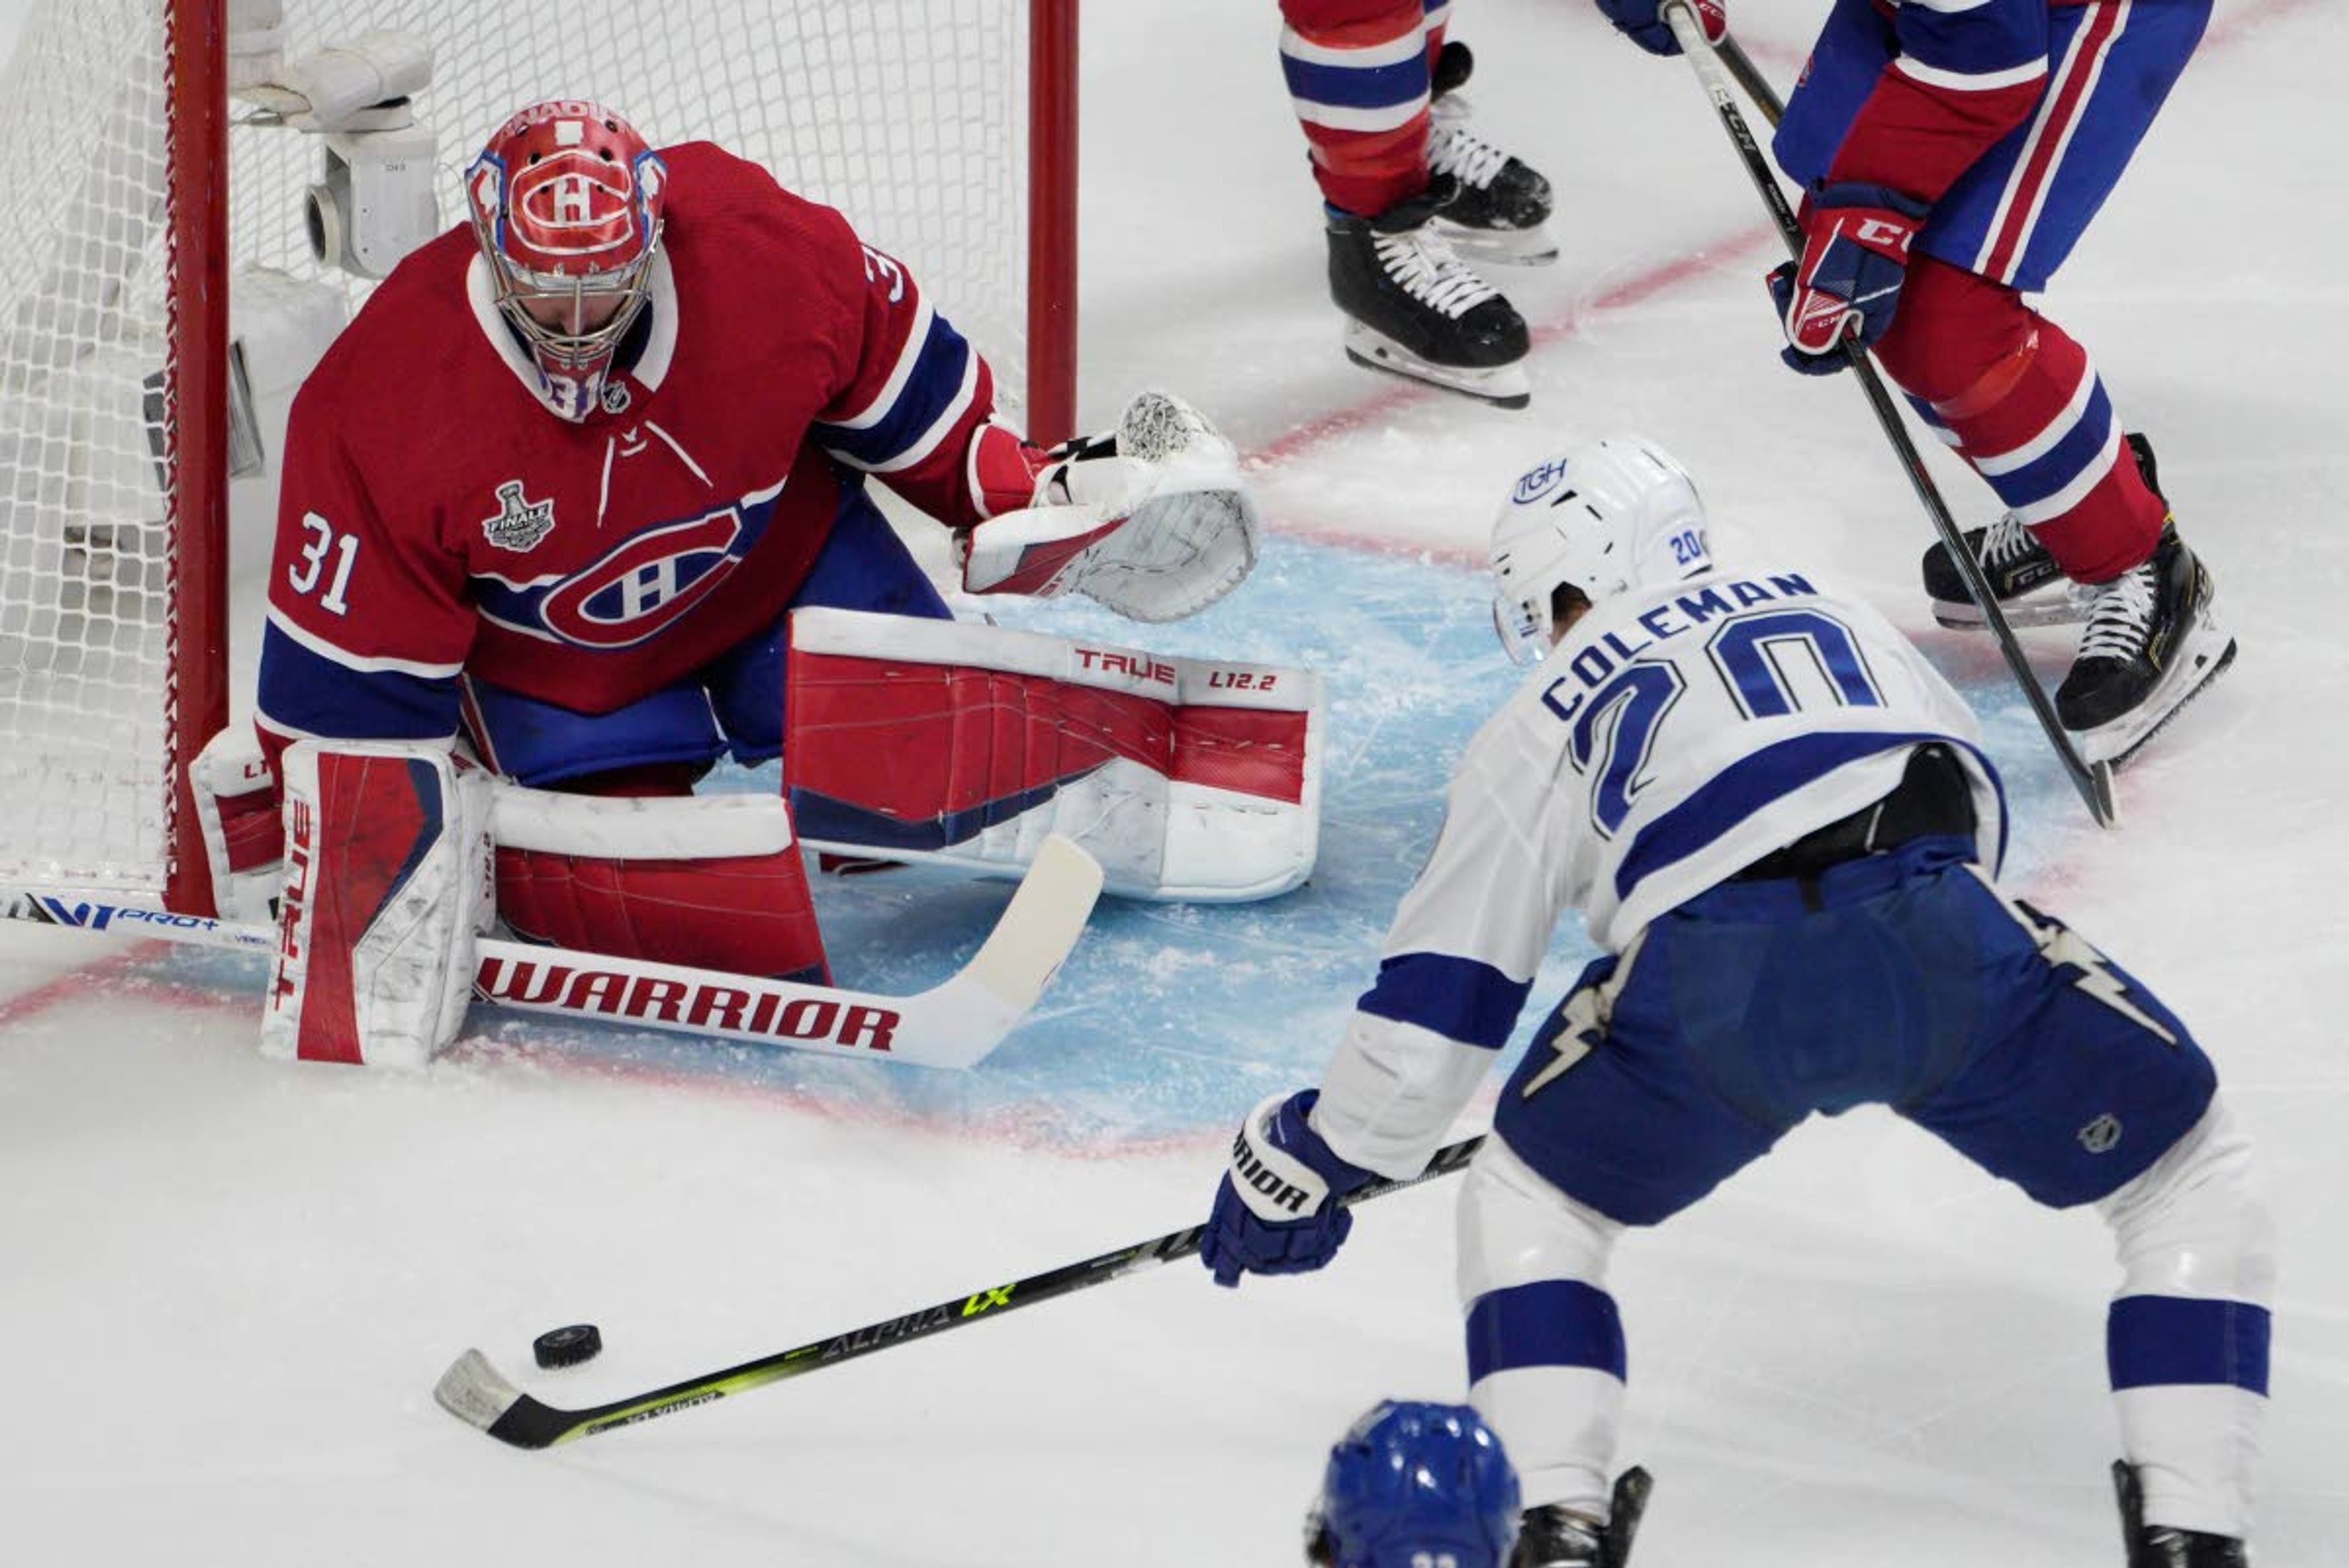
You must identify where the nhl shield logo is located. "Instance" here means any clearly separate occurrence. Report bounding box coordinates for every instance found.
[2078,1113,2123,1154]
[482,480,557,551]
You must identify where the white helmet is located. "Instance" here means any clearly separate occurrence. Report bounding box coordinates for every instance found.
[1488,436,1714,664]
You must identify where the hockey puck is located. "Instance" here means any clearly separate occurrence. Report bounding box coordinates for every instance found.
[532,1323,603,1369]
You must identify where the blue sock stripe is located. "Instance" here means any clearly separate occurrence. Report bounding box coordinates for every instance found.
[1465,1280,1626,1385]
[2107,1295,2271,1396]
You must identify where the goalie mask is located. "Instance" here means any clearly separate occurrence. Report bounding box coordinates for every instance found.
[1305,1401,1522,1568]
[466,100,667,420]
[1489,436,1713,664]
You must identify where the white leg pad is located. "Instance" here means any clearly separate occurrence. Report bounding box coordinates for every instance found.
[786,608,1321,902]
[264,740,492,1068]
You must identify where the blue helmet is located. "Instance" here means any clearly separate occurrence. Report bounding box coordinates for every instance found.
[1307,1401,1523,1568]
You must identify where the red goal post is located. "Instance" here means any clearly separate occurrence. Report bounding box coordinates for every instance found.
[0,0,1077,916]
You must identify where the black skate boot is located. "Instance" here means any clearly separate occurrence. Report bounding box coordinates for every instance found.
[1327,175,1531,409]
[1428,41,1557,267]
[1512,1468,1652,1568]
[2054,520,2235,766]
[1922,434,2172,630]
[2113,1460,2249,1567]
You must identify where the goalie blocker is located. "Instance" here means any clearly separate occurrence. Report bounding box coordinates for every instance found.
[785,609,1324,902]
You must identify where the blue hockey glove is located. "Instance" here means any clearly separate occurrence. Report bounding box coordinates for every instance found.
[1768,182,1930,374]
[1201,1090,1376,1288]
[1594,0,1724,57]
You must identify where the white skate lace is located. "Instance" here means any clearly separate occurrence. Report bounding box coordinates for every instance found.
[1428,99,1510,190]
[1979,511,2039,568]
[2076,562,2159,661]
[1373,224,1499,318]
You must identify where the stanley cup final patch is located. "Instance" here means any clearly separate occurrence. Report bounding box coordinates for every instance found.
[483,480,557,551]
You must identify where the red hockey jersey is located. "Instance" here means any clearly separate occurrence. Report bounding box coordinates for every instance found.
[256,141,1010,756]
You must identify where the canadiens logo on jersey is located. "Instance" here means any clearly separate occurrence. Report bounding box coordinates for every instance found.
[482,480,557,551]
[532,507,750,649]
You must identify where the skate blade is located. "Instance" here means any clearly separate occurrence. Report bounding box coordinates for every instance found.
[1931,582,2091,632]
[2076,626,2238,769]
[1342,324,1531,410]
[1433,218,1559,267]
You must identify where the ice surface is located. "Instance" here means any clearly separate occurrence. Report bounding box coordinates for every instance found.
[1,1,2343,1564]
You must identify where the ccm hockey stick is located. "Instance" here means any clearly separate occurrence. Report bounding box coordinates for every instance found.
[0,834,1102,1071]
[1664,9,2118,828]
[434,1135,1490,1449]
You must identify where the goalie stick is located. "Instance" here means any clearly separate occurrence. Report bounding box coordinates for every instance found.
[0,834,1103,1071]
[433,1135,1490,1449]
[1665,9,2118,829]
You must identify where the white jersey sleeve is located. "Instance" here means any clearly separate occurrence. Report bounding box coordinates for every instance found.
[1310,564,2006,1180]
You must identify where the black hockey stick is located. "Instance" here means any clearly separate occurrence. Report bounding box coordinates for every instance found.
[1718,36,1786,127]
[434,1134,1488,1449]
[1664,7,2118,828]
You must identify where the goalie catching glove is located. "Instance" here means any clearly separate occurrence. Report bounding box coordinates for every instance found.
[960,390,1261,623]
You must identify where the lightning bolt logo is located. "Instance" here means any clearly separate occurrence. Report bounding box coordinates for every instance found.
[2035,919,2179,1047]
[1966,866,2178,1047]
[1521,931,1650,1100]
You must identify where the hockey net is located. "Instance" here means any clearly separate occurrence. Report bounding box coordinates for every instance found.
[0,0,1077,911]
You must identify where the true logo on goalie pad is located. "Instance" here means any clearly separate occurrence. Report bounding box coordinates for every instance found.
[481,480,557,552]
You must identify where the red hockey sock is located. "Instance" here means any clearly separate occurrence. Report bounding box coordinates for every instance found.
[1281,0,1434,217]
[1876,258,2166,583]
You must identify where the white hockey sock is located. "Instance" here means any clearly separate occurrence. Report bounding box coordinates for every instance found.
[1457,1139,1629,1518]
[2098,1098,2273,1537]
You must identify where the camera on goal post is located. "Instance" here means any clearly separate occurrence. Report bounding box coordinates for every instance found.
[231,0,442,280]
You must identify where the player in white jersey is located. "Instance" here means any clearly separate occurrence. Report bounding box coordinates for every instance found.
[1203,438,2269,1568]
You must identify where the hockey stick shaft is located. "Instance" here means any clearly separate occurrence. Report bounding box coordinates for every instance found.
[0,835,1101,1070]
[1718,35,1786,127]
[1663,7,2117,827]
[434,1134,1489,1449]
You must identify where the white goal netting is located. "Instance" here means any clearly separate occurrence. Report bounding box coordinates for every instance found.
[0,0,1044,901]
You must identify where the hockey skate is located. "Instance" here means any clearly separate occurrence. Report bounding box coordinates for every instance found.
[1428,42,1557,267]
[2054,522,2236,767]
[1512,1468,1652,1568]
[2113,1460,2249,1567]
[1921,511,2082,629]
[1923,434,2167,630]
[1327,176,1531,409]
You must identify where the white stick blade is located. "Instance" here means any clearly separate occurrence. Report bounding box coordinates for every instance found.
[959,834,1102,1013]
[433,1348,525,1432]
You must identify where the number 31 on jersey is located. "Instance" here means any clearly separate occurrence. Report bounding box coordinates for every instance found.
[287,511,360,616]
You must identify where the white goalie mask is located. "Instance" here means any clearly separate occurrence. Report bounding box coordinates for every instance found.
[1488,436,1715,664]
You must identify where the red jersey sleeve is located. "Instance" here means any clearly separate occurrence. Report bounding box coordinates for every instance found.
[807,235,1046,530]
[253,373,475,772]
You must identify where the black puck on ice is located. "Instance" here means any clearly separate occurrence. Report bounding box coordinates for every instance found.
[532,1323,604,1369]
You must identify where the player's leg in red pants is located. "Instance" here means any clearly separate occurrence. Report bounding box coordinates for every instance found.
[1874,256,2166,585]
[1278,0,1447,217]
